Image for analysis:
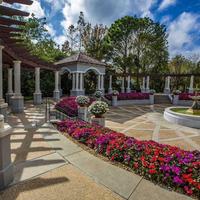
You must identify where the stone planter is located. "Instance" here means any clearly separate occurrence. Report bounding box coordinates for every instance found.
[173,95,179,105]
[78,106,88,121]
[149,94,154,105]
[91,116,105,127]
[112,96,118,106]
[0,115,13,189]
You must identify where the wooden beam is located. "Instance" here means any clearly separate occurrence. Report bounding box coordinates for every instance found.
[0,17,26,26]
[0,5,29,17]
[3,0,33,5]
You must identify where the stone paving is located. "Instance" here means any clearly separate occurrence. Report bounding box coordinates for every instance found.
[0,103,198,200]
[105,104,200,151]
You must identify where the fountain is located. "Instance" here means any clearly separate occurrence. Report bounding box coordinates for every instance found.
[164,90,200,129]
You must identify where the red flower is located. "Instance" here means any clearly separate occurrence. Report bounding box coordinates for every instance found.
[149,169,157,174]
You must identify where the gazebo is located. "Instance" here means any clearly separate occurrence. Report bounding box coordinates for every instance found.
[55,52,106,97]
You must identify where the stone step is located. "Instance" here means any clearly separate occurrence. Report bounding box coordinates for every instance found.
[154,94,172,104]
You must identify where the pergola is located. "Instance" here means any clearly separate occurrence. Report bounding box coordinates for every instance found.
[0,0,58,116]
[55,52,106,96]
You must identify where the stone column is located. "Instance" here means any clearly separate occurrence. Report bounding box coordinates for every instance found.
[11,61,24,113]
[0,115,13,189]
[76,73,79,90]
[141,77,145,93]
[189,75,194,93]
[108,75,113,94]
[0,45,8,118]
[72,73,75,90]
[53,71,60,101]
[33,67,42,105]
[79,73,84,95]
[146,76,150,93]
[58,73,63,97]
[101,74,104,94]
[126,75,131,93]
[97,74,101,90]
[164,76,171,94]
[121,77,125,93]
[6,68,14,105]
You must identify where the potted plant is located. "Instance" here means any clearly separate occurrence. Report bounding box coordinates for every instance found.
[149,89,155,104]
[75,96,90,121]
[172,90,181,105]
[112,90,119,106]
[94,90,103,100]
[75,95,90,107]
[88,101,109,126]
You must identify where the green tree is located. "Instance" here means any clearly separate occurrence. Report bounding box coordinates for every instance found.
[104,16,169,89]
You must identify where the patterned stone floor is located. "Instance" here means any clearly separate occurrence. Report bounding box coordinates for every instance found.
[105,104,200,151]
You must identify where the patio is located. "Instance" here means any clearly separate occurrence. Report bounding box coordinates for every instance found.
[0,103,198,200]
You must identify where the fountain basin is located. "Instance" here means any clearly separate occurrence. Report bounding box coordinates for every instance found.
[164,107,200,129]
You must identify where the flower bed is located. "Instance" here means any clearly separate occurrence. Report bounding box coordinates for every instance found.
[105,92,150,101]
[56,119,200,198]
[55,97,94,117]
[179,93,200,100]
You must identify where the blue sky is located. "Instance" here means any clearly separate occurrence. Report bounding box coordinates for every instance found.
[15,0,200,58]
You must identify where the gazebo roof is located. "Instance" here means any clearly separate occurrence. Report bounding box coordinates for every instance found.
[55,52,106,67]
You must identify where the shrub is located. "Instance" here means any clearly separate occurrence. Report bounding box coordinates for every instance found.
[94,90,103,98]
[75,95,90,107]
[88,101,109,117]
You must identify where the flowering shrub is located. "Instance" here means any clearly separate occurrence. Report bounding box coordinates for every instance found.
[88,101,109,117]
[149,89,156,94]
[75,95,90,107]
[179,93,200,100]
[105,92,150,101]
[55,97,94,117]
[56,119,200,198]
[94,90,103,98]
[173,90,182,95]
[112,90,119,96]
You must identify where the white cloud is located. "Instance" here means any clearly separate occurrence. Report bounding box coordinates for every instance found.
[168,12,200,57]
[158,0,176,11]
[19,1,45,18]
[53,35,67,46]
[44,24,56,37]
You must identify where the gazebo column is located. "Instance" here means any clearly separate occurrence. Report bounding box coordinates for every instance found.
[6,68,14,105]
[11,61,24,113]
[58,73,62,97]
[126,75,131,93]
[146,76,150,93]
[33,67,42,105]
[97,74,101,90]
[164,76,171,94]
[108,75,113,94]
[70,72,84,96]
[0,45,8,118]
[100,74,104,94]
[121,77,125,93]
[189,75,194,93]
[79,72,85,95]
[141,77,146,93]
[53,71,60,101]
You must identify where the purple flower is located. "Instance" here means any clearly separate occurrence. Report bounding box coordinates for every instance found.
[171,166,181,175]
[173,176,184,184]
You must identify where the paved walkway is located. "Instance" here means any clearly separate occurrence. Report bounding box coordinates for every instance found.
[105,104,200,151]
[0,103,197,200]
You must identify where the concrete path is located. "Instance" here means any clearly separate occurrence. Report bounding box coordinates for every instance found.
[0,103,196,200]
[106,104,200,151]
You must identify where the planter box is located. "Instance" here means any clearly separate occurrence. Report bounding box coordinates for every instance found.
[91,117,105,127]
[112,96,118,106]
[78,107,88,121]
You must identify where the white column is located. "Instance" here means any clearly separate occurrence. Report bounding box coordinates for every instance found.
[35,67,41,93]
[80,73,83,90]
[189,75,194,93]
[101,75,104,90]
[126,75,131,93]
[98,74,101,90]
[53,71,60,101]
[0,45,4,100]
[13,61,22,96]
[54,71,59,91]
[11,61,24,113]
[146,76,150,92]
[121,77,125,93]
[141,77,145,92]
[7,68,13,94]
[76,73,79,90]
[164,76,171,94]
[108,75,113,94]
[167,76,170,89]
[72,73,75,90]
